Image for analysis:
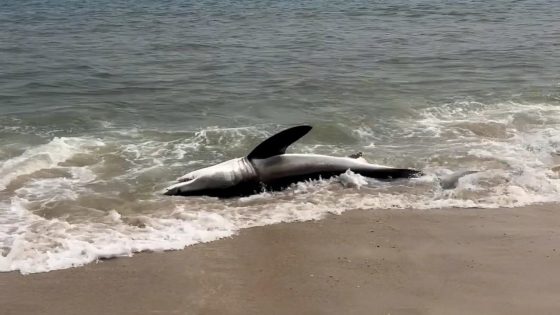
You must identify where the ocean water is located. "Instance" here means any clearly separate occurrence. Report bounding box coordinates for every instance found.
[1,0,559,273]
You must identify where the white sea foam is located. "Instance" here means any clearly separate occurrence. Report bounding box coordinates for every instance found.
[0,200,236,274]
[1,104,560,274]
[14,167,97,203]
[0,137,104,191]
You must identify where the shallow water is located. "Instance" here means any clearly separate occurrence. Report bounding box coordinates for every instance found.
[1,0,559,273]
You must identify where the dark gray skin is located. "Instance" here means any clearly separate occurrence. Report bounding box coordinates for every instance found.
[163,125,422,197]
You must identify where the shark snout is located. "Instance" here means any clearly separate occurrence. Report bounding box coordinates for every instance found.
[162,183,181,195]
[162,180,195,196]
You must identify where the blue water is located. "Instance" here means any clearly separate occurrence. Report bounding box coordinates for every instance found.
[1,0,560,273]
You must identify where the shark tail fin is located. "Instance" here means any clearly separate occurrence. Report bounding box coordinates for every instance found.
[438,170,479,189]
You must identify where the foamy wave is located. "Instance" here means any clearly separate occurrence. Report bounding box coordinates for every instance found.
[2,105,560,274]
[342,101,560,208]
[14,167,97,203]
[1,167,559,274]
[0,198,234,273]
[0,137,104,191]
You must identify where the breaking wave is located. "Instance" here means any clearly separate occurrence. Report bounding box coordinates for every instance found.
[1,101,560,274]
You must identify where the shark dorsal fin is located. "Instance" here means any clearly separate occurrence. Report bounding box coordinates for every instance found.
[247,125,312,160]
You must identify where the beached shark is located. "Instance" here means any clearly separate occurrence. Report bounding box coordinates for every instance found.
[163,125,423,197]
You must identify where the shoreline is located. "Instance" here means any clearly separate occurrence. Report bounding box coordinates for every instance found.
[2,205,560,315]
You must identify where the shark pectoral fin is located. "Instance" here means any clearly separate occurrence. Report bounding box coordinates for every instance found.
[247,125,312,160]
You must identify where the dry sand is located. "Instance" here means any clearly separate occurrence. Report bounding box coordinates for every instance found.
[2,205,560,315]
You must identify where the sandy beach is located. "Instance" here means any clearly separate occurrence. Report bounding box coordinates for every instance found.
[2,205,560,315]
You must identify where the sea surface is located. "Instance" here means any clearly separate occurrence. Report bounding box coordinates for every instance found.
[1,0,559,273]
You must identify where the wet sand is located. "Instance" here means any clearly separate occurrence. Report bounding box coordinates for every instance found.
[2,205,560,315]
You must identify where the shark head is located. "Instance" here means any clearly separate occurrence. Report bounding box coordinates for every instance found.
[163,158,256,196]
